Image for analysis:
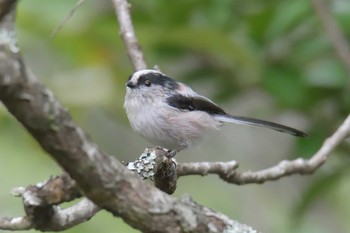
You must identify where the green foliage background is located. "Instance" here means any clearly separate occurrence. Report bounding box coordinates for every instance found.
[1,0,350,232]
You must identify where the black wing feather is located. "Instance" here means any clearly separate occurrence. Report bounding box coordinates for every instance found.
[166,95,226,115]
[166,94,308,138]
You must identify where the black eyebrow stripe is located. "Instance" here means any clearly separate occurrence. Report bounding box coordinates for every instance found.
[137,72,179,89]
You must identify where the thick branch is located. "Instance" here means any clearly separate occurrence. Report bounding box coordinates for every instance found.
[3,0,347,231]
[112,0,147,71]
[0,1,256,232]
[2,112,348,230]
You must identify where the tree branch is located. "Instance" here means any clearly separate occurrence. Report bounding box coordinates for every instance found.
[0,1,257,232]
[51,0,85,37]
[0,175,98,231]
[112,0,147,71]
[2,0,349,231]
[0,217,32,231]
[1,111,348,231]
[222,114,350,184]
[311,0,350,76]
[177,161,239,177]
[127,112,350,185]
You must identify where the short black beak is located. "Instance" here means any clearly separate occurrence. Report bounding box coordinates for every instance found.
[126,81,136,88]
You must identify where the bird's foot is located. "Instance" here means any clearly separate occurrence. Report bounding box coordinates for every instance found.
[166,149,177,158]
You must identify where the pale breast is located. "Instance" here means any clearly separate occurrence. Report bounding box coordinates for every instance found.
[124,91,222,150]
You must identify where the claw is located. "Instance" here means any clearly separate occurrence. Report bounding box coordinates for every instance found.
[166,150,177,158]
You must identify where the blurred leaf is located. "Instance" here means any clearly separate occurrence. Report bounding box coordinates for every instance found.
[49,67,116,106]
[333,0,350,31]
[304,58,347,88]
[291,161,350,227]
[290,35,330,66]
[3,1,350,233]
[262,67,307,107]
[266,0,311,39]
[293,127,327,159]
[247,7,276,43]
[139,26,261,87]
[142,27,258,67]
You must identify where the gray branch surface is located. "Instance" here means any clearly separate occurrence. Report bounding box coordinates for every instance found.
[0,0,257,232]
[1,0,350,232]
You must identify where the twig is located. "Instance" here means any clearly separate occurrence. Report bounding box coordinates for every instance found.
[0,1,257,231]
[0,175,97,231]
[125,112,350,185]
[0,217,32,231]
[1,110,348,230]
[111,0,147,71]
[227,114,350,184]
[46,199,100,230]
[177,114,350,184]
[2,0,347,231]
[51,0,85,37]
[0,199,99,231]
[311,0,350,77]
[177,161,238,177]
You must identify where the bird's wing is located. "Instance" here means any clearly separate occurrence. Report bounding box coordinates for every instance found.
[166,94,308,138]
[166,94,226,115]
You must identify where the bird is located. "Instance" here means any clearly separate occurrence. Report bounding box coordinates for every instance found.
[124,69,307,156]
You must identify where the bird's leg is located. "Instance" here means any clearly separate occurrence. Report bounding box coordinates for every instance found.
[166,146,186,158]
[166,150,177,158]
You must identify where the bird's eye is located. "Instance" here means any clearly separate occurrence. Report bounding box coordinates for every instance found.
[144,79,151,87]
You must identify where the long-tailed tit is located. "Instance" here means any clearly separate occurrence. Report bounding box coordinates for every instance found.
[124,69,307,155]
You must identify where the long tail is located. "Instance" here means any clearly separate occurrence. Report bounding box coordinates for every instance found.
[214,114,308,137]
